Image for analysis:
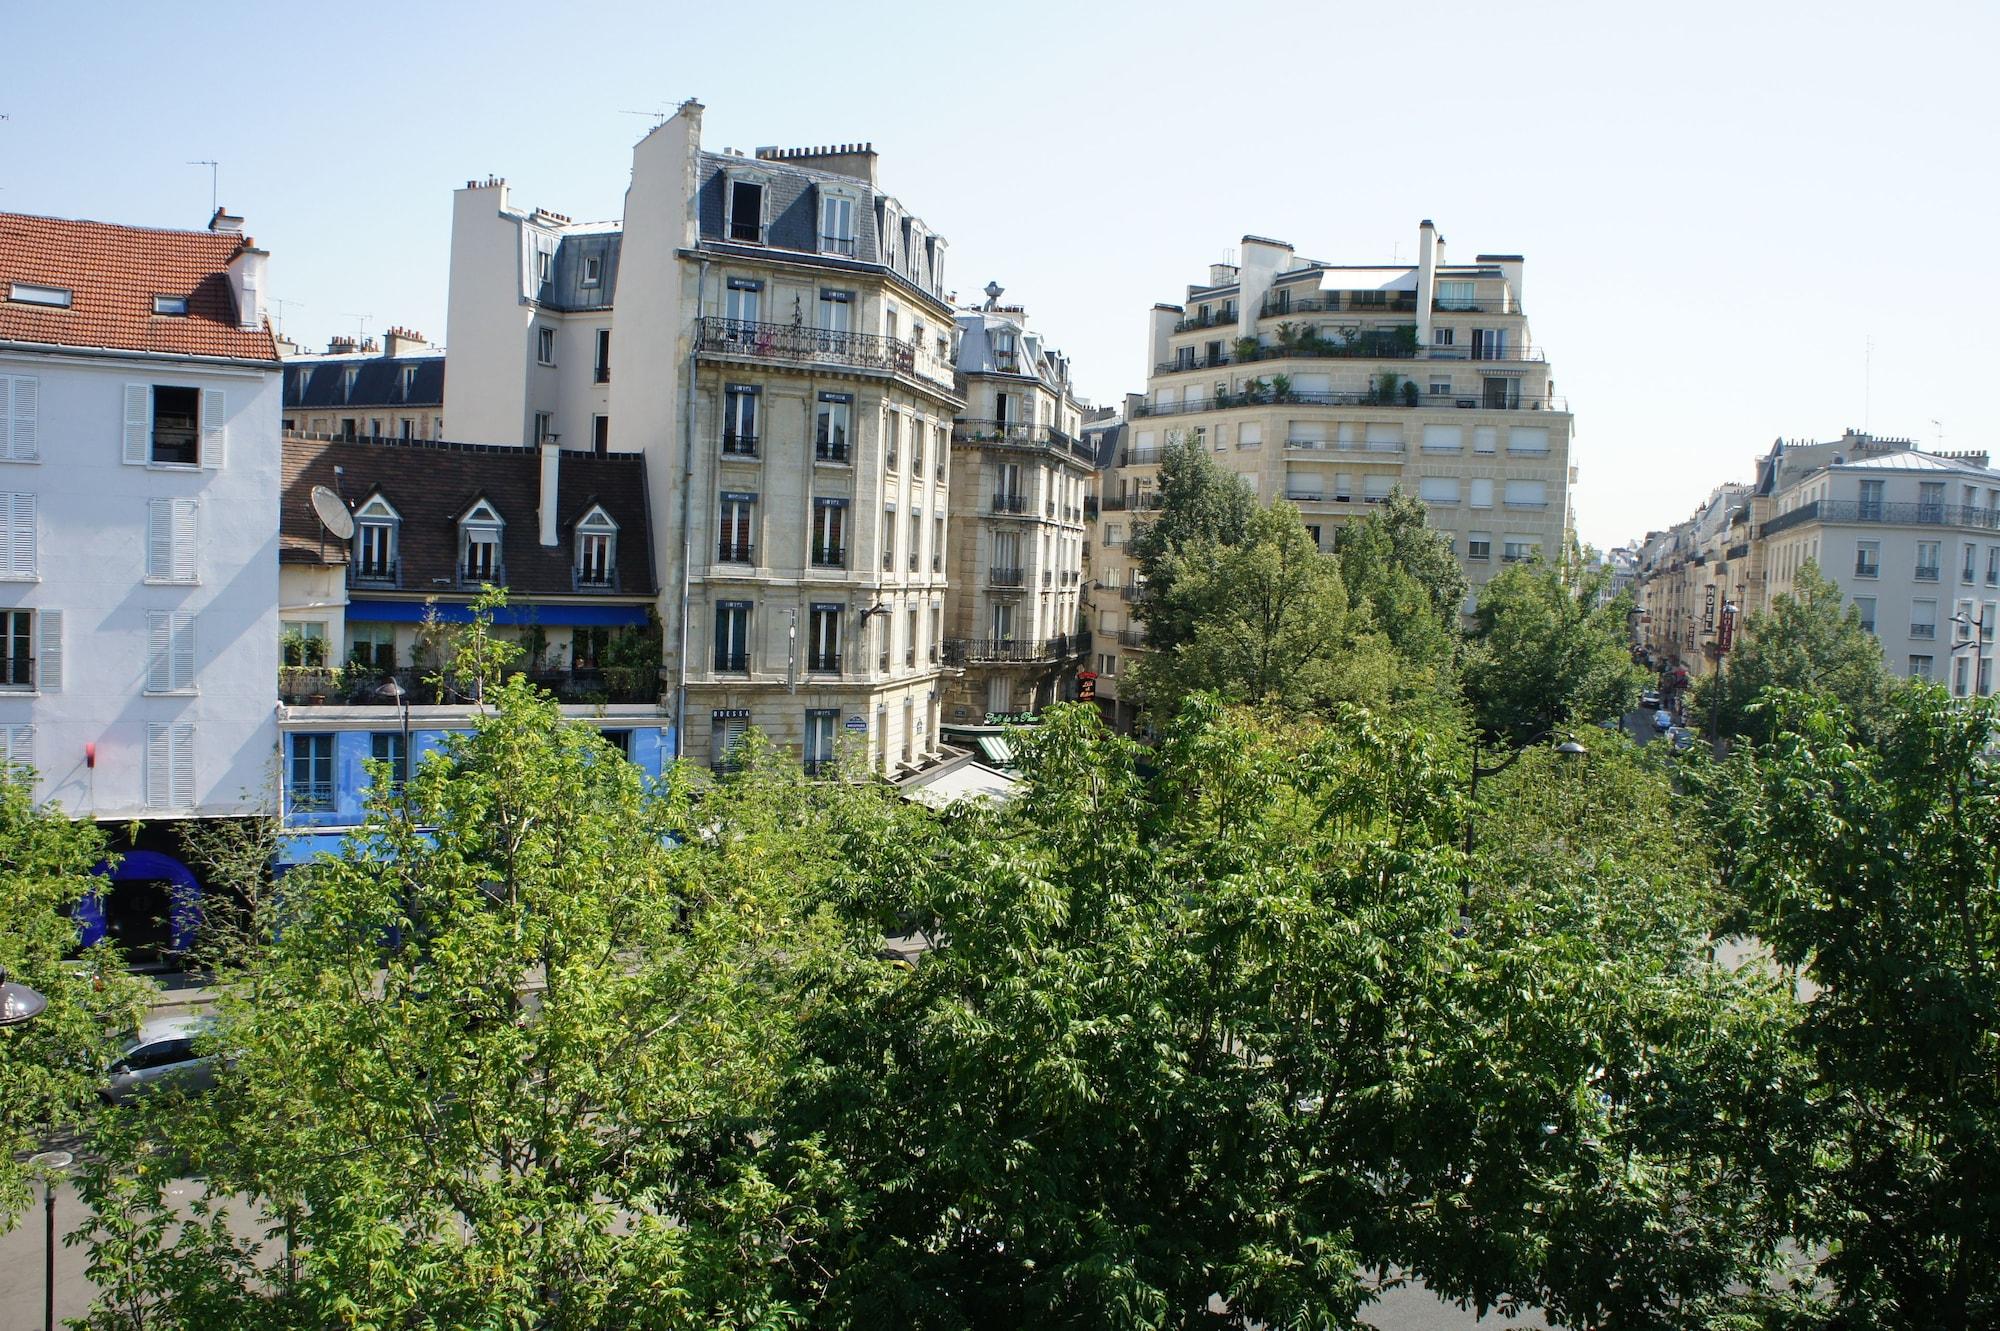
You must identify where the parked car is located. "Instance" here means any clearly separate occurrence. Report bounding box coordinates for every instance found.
[1669,727,1698,752]
[101,1016,219,1105]
[1640,689,1662,709]
[1653,709,1674,732]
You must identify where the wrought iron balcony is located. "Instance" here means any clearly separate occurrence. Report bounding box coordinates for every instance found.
[810,546,846,569]
[348,559,400,589]
[458,562,506,590]
[286,781,335,812]
[698,316,919,377]
[941,634,1083,665]
[716,542,754,564]
[713,652,749,673]
[991,494,1030,515]
[1117,628,1147,648]
[990,566,1025,587]
[1135,387,1566,418]
[1761,499,2000,540]
[806,653,841,674]
[721,433,759,457]
[1172,309,1235,333]
[573,565,619,592]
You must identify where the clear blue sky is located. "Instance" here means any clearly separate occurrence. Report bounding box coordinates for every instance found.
[4,0,1993,549]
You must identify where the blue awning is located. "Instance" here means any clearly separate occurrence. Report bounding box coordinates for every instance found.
[346,599,651,628]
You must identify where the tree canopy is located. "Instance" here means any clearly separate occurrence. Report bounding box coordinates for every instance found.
[1463,552,1644,745]
[1129,432,1256,654]
[1694,560,1893,745]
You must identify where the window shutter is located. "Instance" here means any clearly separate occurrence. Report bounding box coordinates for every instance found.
[8,492,34,578]
[6,376,37,461]
[147,611,171,691]
[171,723,196,807]
[200,389,225,467]
[124,385,151,465]
[148,498,174,579]
[146,723,171,807]
[4,724,32,772]
[36,609,60,692]
[172,612,194,690]
[173,500,197,582]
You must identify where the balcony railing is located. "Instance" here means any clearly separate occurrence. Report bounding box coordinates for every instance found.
[573,565,619,592]
[698,317,919,377]
[349,559,400,589]
[951,419,1097,462]
[1257,291,1422,317]
[1117,628,1147,647]
[806,653,841,674]
[1286,439,1403,454]
[1121,585,1145,602]
[713,652,749,673]
[286,781,335,812]
[1100,493,1162,512]
[1152,343,1546,375]
[990,566,1025,586]
[1172,309,1236,333]
[594,365,611,384]
[1135,387,1566,418]
[716,542,754,564]
[1916,566,1941,582]
[810,547,846,569]
[1911,623,1938,639]
[1761,499,2000,540]
[941,634,1084,665]
[292,665,659,708]
[459,562,506,589]
[991,494,1030,514]
[721,433,759,457]
[1854,562,1881,579]
[820,234,857,256]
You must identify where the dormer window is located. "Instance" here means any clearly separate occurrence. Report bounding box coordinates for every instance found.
[352,495,401,586]
[820,190,856,256]
[458,498,505,587]
[153,295,188,316]
[992,330,1018,373]
[402,365,420,399]
[581,255,602,288]
[727,177,765,243]
[574,505,618,590]
[8,283,71,308]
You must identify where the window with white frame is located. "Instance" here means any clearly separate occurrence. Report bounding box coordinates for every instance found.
[713,603,751,672]
[1472,425,1498,454]
[811,498,847,567]
[0,607,50,690]
[1436,280,1476,310]
[145,722,195,810]
[145,497,198,583]
[537,326,556,366]
[0,491,35,580]
[718,492,756,563]
[574,505,617,587]
[1853,596,1876,634]
[818,288,853,333]
[1502,535,1540,563]
[1909,655,1934,680]
[816,393,851,460]
[1,374,38,460]
[458,499,505,584]
[354,495,399,582]
[124,384,221,468]
[723,384,759,454]
[145,611,196,693]
[725,276,762,325]
[1855,540,1880,577]
[288,733,334,811]
[1418,476,1461,505]
[582,255,602,288]
[805,708,839,772]
[807,604,841,672]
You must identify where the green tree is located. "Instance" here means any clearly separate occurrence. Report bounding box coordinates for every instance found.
[1332,489,1467,670]
[1129,431,1256,653]
[1132,504,1394,715]
[78,680,843,1329]
[1694,561,1892,745]
[0,766,145,1228]
[1464,551,1643,746]
[1702,686,2000,1329]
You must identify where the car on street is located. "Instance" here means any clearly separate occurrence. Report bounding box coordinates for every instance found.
[101,1015,219,1105]
[1653,708,1674,732]
[1668,727,1698,752]
[1640,689,1662,709]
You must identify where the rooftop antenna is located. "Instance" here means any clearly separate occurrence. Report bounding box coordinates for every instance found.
[340,312,373,346]
[619,108,672,128]
[1863,334,1873,433]
[1933,419,1945,452]
[187,160,218,215]
[271,296,304,340]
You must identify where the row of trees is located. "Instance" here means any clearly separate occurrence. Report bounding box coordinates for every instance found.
[0,457,1992,1327]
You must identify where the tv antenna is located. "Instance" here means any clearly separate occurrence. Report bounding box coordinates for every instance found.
[187,160,218,214]
[340,312,373,346]
[271,296,304,340]
[619,108,672,128]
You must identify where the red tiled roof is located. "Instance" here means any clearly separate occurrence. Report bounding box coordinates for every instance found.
[0,211,279,361]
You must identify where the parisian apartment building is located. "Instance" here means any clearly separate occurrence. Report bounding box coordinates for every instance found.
[1637,429,2000,697]
[281,325,445,442]
[943,284,1095,723]
[1089,221,1576,678]
[0,208,282,823]
[440,100,963,776]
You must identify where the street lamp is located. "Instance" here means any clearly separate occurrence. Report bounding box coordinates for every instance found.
[0,967,48,1026]
[28,1149,71,1331]
[372,677,412,790]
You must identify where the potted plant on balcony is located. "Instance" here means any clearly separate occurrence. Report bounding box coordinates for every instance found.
[1233,336,1260,365]
[1270,374,1292,403]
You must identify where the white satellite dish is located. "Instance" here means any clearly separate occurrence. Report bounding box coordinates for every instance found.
[310,485,355,540]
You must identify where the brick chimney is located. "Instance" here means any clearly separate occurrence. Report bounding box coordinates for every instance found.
[381,326,429,358]
[755,142,878,186]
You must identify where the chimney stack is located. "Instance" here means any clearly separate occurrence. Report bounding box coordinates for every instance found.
[382,326,428,358]
[538,440,561,547]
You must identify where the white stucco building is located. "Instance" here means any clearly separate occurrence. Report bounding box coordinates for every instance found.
[441,102,964,776]
[0,208,282,819]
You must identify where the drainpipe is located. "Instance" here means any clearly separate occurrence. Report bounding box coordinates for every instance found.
[674,258,709,758]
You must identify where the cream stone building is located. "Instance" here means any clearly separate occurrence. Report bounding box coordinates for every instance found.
[441,102,962,775]
[1088,224,1575,716]
[943,285,1094,724]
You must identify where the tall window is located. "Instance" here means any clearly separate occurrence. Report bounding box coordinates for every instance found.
[882,506,895,571]
[1859,479,1885,520]
[718,493,756,563]
[728,179,764,243]
[289,734,333,811]
[0,609,31,689]
[908,510,921,573]
[725,277,762,324]
[935,425,947,480]
[992,331,1018,372]
[811,499,846,567]
[818,289,852,334]
[125,384,209,467]
[1920,481,1945,522]
[816,393,851,461]
[820,193,856,255]
[991,600,1016,642]
[536,327,556,366]
[808,604,841,673]
[804,708,839,775]
[905,606,918,667]
[713,602,751,672]
[458,500,504,585]
[711,711,750,772]
[911,425,924,475]
[574,507,617,588]
[933,515,944,572]
[723,384,758,454]
[885,412,900,471]
[370,732,408,789]
[928,604,941,663]
[594,329,611,383]
[354,497,399,583]
[1916,541,1941,580]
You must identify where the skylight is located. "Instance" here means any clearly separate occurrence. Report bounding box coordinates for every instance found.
[9,282,72,308]
[153,295,188,315]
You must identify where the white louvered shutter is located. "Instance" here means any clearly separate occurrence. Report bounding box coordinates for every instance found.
[124,385,152,464]
[7,492,34,578]
[5,376,37,461]
[4,724,32,772]
[147,611,171,691]
[171,723,195,806]
[172,612,194,691]
[148,498,174,579]
[36,610,60,692]
[174,500,198,582]
[146,723,171,806]
[200,389,225,468]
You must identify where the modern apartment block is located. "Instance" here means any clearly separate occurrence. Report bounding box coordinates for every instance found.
[0,208,281,821]
[442,101,964,776]
[282,326,445,442]
[1098,222,1573,617]
[944,285,1094,723]
[1636,429,2000,697]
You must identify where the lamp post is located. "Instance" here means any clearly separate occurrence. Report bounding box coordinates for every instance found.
[0,967,49,1026]
[372,677,412,790]
[28,1149,71,1331]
